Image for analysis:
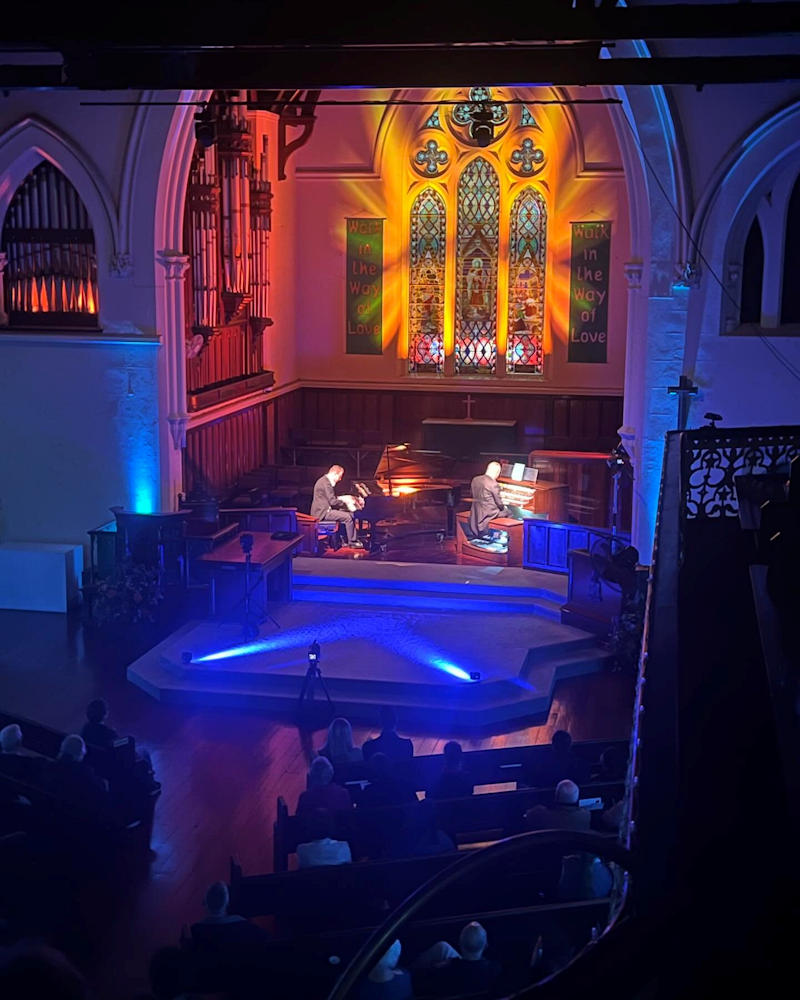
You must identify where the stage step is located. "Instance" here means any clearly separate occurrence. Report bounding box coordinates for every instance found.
[292,560,568,620]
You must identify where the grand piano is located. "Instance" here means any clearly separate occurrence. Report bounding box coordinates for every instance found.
[350,445,460,549]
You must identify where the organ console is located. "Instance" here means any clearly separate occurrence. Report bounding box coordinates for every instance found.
[456,464,568,567]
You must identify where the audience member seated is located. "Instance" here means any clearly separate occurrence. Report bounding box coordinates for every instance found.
[297,807,352,868]
[359,753,418,810]
[362,707,414,762]
[0,724,47,784]
[358,939,413,1000]
[386,799,455,859]
[49,735,109,813]
[593,745,627,782]
[319,717,363,765]
[80,698,121,749]
[189,881,270,952]
[80,698,157,787]
[523,730,591,788]
[426,741,474,800]
[297,755,353,817]
[0,942,88,1000]
[413,921,502,999]
[523,779,591,832]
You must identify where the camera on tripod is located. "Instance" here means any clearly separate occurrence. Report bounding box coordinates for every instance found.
[308,640,321,671]
[239,532,254,556]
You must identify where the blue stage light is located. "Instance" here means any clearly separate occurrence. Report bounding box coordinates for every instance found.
[429,658,473,682]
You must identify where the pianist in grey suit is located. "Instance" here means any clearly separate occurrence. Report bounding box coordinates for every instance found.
[311,465,362,547]
[467,461,508,539]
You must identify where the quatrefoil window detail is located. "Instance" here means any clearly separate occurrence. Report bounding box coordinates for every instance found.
[414,139,449,175]
[510,137,546,175]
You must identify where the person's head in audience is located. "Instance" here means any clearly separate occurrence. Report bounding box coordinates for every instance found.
[308,755,335,788]
[554,779,580,805]
[203,881,230,919]
[379,706,398,734]
[148,946,192,1000]
[58,734,86,763]
[443,740,463,772]
[551,730,572,753]
[326,717,356,758]
[0,724,23,754]
[0,943,88,1000]
[86,698,109,725]
[306,807,336,842]
[459,921,488,961]
[368,939,403,982]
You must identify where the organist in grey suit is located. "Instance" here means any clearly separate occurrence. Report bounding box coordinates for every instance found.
[311,465,363,548]
[466,461,509,539]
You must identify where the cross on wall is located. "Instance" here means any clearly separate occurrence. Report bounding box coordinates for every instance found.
[462,395,476,419]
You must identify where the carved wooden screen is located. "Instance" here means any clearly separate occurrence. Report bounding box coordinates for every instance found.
[507,187,546,374]
[1,161,98,328]
[408,187,446,374]
[455,157,499,373]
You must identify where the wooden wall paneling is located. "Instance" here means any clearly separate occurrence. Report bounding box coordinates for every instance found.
[317,389,334,433]
[333,391,349,436]
[551,397,570,445]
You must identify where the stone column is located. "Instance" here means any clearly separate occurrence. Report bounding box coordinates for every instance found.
[156,250,191,510]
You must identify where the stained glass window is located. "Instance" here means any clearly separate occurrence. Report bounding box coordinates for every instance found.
[408,188,446,373]
[455,158,499,373]
[507,188,546,374]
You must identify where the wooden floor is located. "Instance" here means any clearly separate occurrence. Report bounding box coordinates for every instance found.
[0,607,634,999]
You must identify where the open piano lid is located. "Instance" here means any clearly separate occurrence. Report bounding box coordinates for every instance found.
[373,444,457,482]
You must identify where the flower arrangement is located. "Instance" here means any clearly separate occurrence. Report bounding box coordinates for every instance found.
[90,560,164,626]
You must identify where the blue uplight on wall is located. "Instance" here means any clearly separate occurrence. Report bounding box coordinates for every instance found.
[427,658,473,682]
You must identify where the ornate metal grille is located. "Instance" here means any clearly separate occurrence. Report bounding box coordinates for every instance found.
[507,188,546,374]
[455,157,499,373]
[1,161,98,328]
[408,188,446,374]
[681,427,800,519]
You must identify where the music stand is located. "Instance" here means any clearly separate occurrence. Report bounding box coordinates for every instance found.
[297,641,334,726]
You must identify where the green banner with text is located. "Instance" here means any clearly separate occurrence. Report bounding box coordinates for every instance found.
[568,221,611,363]
[346,217,384,355]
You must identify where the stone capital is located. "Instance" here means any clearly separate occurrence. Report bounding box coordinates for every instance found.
[156,251,191,281]
[111,252,133,278]
[623,258,644,291]
[167,414,189,450]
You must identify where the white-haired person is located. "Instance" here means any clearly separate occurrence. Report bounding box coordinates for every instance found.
[297,755,353,817]
[319,717,363,766]
[0,723,47,784]
[523,779,591,833]
[358,939,412,1000]
[188,880,270,952]
[413,921,502,998]
[49,734,109,813]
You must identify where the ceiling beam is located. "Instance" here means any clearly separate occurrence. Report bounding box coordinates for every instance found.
[3,50,798,92]
[2,3,800,46]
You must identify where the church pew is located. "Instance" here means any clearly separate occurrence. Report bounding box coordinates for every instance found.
[200,871,610,997]
[330,738,629,796]
[273,781,624,871]
[0,770,151,854]
[0,708,160,848]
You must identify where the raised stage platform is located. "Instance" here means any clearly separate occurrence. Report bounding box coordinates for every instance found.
[127,559,610,729]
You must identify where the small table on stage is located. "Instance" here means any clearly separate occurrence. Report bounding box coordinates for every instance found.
[195,531,300,616]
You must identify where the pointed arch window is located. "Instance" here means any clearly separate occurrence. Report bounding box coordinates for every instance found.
[507,188,546,374]
[1,161,98,328]
[455,157,499,374]
[740,216,764,326]
[408,188,446,374]
[780,174,800,324]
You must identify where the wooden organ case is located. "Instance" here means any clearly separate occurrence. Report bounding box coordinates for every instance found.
[456,471,568,567]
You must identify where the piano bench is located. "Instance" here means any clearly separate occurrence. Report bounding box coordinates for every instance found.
[316,520,342,554]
